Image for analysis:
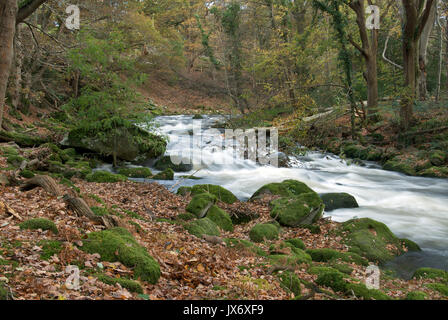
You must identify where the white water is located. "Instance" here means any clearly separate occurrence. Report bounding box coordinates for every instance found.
[138,115,448,274]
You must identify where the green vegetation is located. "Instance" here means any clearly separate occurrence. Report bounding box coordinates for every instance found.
[19,218,58,234]
[186,193,217,218]
[249,223,279,243]
[154,156,193,172]
[306,248,368,266]
[180,184,238,204]
[96,274,143,294]
[117,167,152,178]
[413,268,448,282]
[38,240,62,260]
[152,168,174,180]
[425,283,448,296]
[251,180,315,200]
[85,171,127,183]
[270,193,324,227]
[405,291,427,300]
[284,238,306,250]
[206,205,233,232]
[81,228,160,284]
[184,218,221,238]
[278,271,301,297]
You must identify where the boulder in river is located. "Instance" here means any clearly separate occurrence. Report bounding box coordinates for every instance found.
[340,218,421,264]
[320,193,359,212]
[65,125,166,162]
[177,184,238,204]
[153,155,193,172]
[270,192,324,227]
[250,179,315,200]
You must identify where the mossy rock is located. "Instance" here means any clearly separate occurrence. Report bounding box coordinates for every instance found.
[412,268,448,282]
[405,291,427,300]
[86,171,127,183]
[152,168,174,180]
[320,193,359,212]
[81,227,160,284]
[278,271,301,297]
[0,145,19,156]
[250,179,315,200]
[284,238,306,250]
[186,193,217,218]
[249,223,279,243]
[224,238,267,256]
[268,248,312,267]
[96,274,143,294]
[184,218,220,238]
[154,155,193,172]
[306,248,368,266]
[206,205,233,232]
[340,218,419,263]
[270,192,324,227]
[67,125,166,163]
[342,144,369,160]
[425,283,448,296]
[383,159,416,176]
[117,167,152,178]
[19,218,58,234]
[329,262,354,275]
[418,166,448,178]
[345,283,390,300]
[176,213,196,221]
[315,269,348,293]
[177,186,192,196]
[38,240,62,260]
[187,184,238,204]
[193,114,204,119]
[429,150,446,166]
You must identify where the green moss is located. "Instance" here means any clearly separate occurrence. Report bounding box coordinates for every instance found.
[20,169,35,179]
[306,248,368,266]
[269,249,312,267]
[224,238,267,257]
[400,238,421,252]
[320,193,359,212]
[38,240,62,260]
[154,156,192,172]
[91,206,110,217]
[0,130,47,147]
[342,144,369,159]
[251,179,315,200]
[278,271,301,297]
[0,146,19,156]
[405,291,427,300]
[96,274,143,294]
[383,159,416,176]
[206,205,233,232]
[176,213,196,221]
[284,238,306,250]
[329,262,354,275]
[425,283,448,296]
[19,218,58,234]
[419,166,448,178]
[85,171,127,183]
[341,218,416,263]
[184,218,220,238]
[412,268,448,282]
[118,167,152,178]
[152,168,174,180]
[7,155,25,167]
[429,150,446,166]
[345,283,390,300]
[270,193,324,227]
[308,266,343,276]
[0,283,9,300]
[301,224,321,234]
[88,194,105,205]
[177,186,192,196]
[249,223,279,243]
[81,227,160,284]
[189,185,238,204]
[315,270,347,293]
[186,193,217,218]
[123,209,146,221]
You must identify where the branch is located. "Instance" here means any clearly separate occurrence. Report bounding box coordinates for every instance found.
[382,35,403,69]
[17,0,48,24]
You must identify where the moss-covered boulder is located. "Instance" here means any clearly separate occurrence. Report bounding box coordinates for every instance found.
[118,167,152,178]
[306,248,368,266]
[270,192,324,227]
[278,271,301,297]
[96,274,143,294]
[193,185,238,204]
[412,268,448,282]
[425,283,448,296]
[340,218,420,263]
[284,238,306,250]
[176,213,196,221]
[0,130,48,147]
[184,218,220,238]
[345,283,390,300]
[429,150,447,166]
[206,205,233,232]
[320,193,359,212]
[66,125,166,162]
[152,168,174,180]
[177,186,192,196]
[85,171,127,183]
[81,228,160,284]
[154,155,193,172]
[418,166,448,178]
[405,291,427,300]
[186,193,217,218]
[223,238,267,256]
[315,269,347,293]
[250,179,315,200]
[249,223,279,242]
[19,218,58,234]
[269,248,312,267]
[383,159,416,176]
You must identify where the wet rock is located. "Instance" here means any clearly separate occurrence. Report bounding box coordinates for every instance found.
[320,193,359,212]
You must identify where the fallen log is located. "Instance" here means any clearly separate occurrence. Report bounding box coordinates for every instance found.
[20,175,62,197]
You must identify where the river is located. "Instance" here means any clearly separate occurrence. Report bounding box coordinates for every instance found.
[106,115,448,278]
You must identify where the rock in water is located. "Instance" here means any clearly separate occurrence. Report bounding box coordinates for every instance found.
[320,193,359,212]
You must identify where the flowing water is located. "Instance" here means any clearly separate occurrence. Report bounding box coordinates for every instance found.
[109,115,448,278]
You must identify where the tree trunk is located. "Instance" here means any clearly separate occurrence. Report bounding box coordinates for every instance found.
[9,24,24,111]
[20,175,63,197]
[0,0,18,129]
[401,39,417,131]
